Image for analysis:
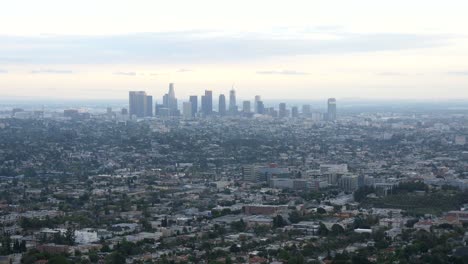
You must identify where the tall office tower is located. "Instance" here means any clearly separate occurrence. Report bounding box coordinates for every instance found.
[146,95,153,117]
[242,100,251,113]
[168,83,175,98]
[162,94,169,107]
[201,95,206,115]
[256,100,265,114]
[158,93,169,117]
[121,108,128,115]
[129,91,147,118]
[327,98,337,121]
[182,102,192,119]
[202,90,213,116]
[229,89,238,114]
[302,104,311,117]
[291,106,299,118]
[279,103,287,118]
[166,83,178,116]
[189,96,198,117]
[254,95,261,113]
[155,103,168,117]
[218,94,226,116]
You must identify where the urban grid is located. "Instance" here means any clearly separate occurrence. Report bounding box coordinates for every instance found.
[2,1,468,263]
[0,83,468,264]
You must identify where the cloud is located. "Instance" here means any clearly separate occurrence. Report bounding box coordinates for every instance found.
[113,71,136,76]
[0,69,7,74]
[447,71,468,76]
[377,72,407,76]
[257,70,310,75]
[0,30,456,64]
[30,69,73,74]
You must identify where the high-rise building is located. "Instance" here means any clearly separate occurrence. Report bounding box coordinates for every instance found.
[189,96,198,117]
[202,90,213,116]
[229,89,237,115]
[338,175,358,192]
[291,106,299,118]
[155,103,169,117]
[129,91,147,118]
[242,165,261,182]
[146,95,153,117]
[302,104,311,117]
[182,102,192,119]
[168,83,175,98]
[242,101,251,113]
[254,95,261,113]
[167,83,178,116]
[201,95,206,115]
[218,94,226,116]
[327,98,337,121]
[256,101,265,114]
[162,94,169,108]
[279,103,287,118]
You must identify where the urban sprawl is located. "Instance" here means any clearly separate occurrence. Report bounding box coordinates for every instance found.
[1,84,468,264]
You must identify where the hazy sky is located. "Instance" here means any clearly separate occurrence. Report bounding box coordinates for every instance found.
[1,0,468,100]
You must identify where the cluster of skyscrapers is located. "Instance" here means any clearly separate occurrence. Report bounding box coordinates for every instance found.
[129,83,337,121]
[128,91,153,118]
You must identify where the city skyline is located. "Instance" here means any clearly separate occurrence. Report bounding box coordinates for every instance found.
[129,83,337,120]
[3,2,468,263]
[1,0,468,99]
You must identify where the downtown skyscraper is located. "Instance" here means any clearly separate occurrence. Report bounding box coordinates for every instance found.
[327,98,337,121]
[218,94,226,116]
[129,91,153,118]
[189,95,198,117]
[163,83,178,116]
[229,89,237,115]
[201,90,213,116]
[279,103,287,118]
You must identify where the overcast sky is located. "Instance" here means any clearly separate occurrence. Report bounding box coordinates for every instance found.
[1,0,468,100]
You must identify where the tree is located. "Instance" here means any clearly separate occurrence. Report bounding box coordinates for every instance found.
[301,243,317,257]
[65,227,76,245]
[288,254,305,264]
[351,253,371,264]
[331,224,344,235]
[273,215,286,228]
[161,217,168,227]
[88,251,99,263]
[231,219,246,232]
[101,244,111,252]
[318,223,329,236]
[1,235,12,255]
[316,207,327,214]
[105,252,126,264]
[13,240,20,253]
[229,244,241,253]
[253,225,270,236]
[289,210,302,224]
[20,240,27,252]
[214,224,227,237]
[353,186,375,202]
[49,255,70,264]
